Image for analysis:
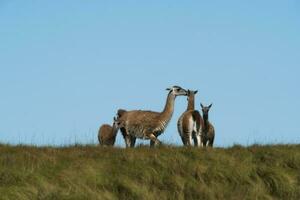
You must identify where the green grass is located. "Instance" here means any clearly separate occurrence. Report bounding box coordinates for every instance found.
[0,144,300,200]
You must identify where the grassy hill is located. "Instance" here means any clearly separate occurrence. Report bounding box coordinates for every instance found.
[0,144,300,200]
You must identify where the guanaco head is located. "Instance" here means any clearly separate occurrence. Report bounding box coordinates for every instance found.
[112,117,121,135]
[187,90,198,101]
[117,109,127,118]
[201,103,212,120]
[166,86,188,96]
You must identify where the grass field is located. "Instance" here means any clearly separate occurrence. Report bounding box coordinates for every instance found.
[0,144,300,200]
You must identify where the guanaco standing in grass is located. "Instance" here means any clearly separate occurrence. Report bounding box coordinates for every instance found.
[98,117,120,146]
[117,86,188,147]
[201,103,215,147]
[178,90,204,147]
[117,109,137,148]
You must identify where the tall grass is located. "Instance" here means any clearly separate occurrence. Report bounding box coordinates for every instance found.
[0,144,299,200]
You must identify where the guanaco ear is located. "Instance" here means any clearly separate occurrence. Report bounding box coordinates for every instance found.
[166,88,171,91]
[208,104,213,109]
[201,103,204,108]
[194,90,198,94]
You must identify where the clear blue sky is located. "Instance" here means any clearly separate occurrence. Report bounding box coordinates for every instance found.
[0,1,299,147]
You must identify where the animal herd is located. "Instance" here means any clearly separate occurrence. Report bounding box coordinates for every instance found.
[98,86,215,148]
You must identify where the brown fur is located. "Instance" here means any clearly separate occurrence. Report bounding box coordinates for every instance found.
[117,109,127,118]
[178,90,204,147]
[98,119,119,146]
[118,86,188,147]
[202,121,215,147]
[117,109,137,148]
[201,104,215,147]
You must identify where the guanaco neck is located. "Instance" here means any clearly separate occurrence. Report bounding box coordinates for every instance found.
[160,91,176,123]
[203,114,209,130]
[187,94,195,111]
[112,125,119,137]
